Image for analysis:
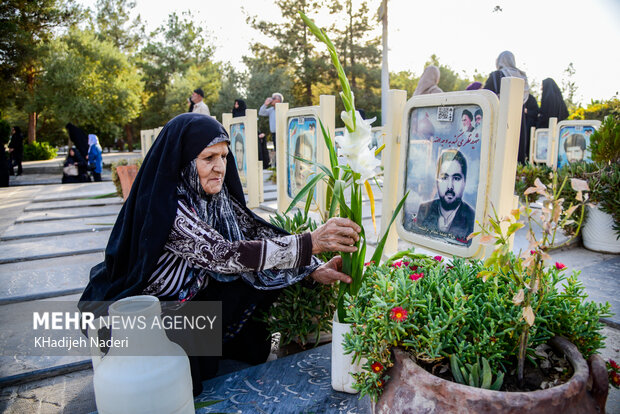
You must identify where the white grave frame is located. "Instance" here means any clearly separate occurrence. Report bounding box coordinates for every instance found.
[533,128,550,165]
[275,95,335,213]
[222,110,262,208]
[554,120,601,169]
[393,91,499,257]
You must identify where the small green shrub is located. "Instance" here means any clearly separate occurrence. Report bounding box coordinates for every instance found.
[589,115,620,164]
[23,141,58,161]
[258,210,337,348]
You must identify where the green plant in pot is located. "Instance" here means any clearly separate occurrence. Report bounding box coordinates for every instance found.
[581,115,620,251]
[343,174,612,412]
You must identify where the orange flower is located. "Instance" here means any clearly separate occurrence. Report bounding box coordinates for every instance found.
[390,306,408,322]
[376,379,384,387]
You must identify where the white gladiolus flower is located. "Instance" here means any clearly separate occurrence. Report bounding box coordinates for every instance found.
[336,110,380,183]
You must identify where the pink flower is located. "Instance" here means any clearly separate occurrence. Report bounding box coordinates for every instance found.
[364,261,375,266]
[403,261,410,266]
[409,273,424,281]
[555,262,566,270]
[392,261,403,268]
[410,264,418,271]
[530,250,536,255]
[611,360,619,370]
[433,256,443,262]
[390,307,408,322]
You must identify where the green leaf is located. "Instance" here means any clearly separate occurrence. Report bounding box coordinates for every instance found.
[490,372,504,390]
[506,222,524,238]
[194,399,225,409]
[371,191,409,264]
[285,171,325,214]
[481,358,492,389]
[450,354,465,384]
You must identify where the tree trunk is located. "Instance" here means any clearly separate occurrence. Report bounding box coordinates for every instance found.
[124,124,133,152]
[27,68,37,143]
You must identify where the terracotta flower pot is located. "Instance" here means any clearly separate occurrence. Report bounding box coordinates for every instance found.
[375,336,608,414]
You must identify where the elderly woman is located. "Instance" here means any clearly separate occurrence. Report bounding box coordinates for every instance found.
[79,113,360,395]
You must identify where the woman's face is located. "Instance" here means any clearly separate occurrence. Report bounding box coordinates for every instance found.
[69,149,75,157]
[234,101,239,109]
[196,141,228,195]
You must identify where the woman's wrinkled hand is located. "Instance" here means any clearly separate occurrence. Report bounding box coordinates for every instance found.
[310,256,352,285]
[310,217,361,254]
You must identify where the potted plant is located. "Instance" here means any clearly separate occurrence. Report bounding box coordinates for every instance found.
[581,115,620,253]
[342,174,612,412]
[290,13,408,393]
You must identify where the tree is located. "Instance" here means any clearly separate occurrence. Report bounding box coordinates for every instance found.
[36,29,143,148]
[138,11,219,128]
[562,62,579,112]
[246,0,328,106]
[92,0,144,54]
[91,0,145,150]
[210,64,244,120]
[390,70,418,98]
[0,0,79,143]
[329,0,381,122]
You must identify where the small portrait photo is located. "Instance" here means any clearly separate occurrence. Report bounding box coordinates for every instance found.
[535,130,548,162]
[403,105,482,246]
[557,125,595,168]
[230,123,247,186]
[287,116,317,198]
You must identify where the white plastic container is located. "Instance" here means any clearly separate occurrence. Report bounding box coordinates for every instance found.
[331,316,365,394]
[582,204,620,254]
[90,295,194,414]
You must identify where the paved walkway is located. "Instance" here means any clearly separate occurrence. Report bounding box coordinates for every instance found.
[0,169,618,413]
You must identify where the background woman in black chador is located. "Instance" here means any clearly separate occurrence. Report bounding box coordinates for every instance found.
[232,99,247,118]
[537,78,569,128]
[78,113,360,395]
[62,146,90,183]
[8,126,23,176]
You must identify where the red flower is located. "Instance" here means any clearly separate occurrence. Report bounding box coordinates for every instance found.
[376,379,384,387]
[555,262,566,270]
[409,273,424,281]
[446,265,454,270]
[390,306,408,322]
[364,261,375,266]
[410,264,418,271]
[392,261,403,268]
[613,372,620,386]
[371,362,384,373]
[433,255,443,261]
[403,261,410,266]
[611,359,619,370]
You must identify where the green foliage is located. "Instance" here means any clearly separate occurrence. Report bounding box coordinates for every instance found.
[589,115,620,164]
[37,28,143,148]
[343,252,611,401]
[569,98,620,121]
[110,158,142,197]
[23,141,57,160]
[0,120,10,145]
[92,0,144,54]
[592,162,620,237]
[450,355,504,390]
[515,163,552,203]
[259,211,337,348]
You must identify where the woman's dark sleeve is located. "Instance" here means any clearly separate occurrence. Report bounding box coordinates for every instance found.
[483,71,502,95]
[164,200,314,274]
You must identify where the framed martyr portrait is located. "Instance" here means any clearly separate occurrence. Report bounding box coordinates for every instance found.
[286,115,318,199]
[555,120,601,169]
[533,128,549,165]
[230,122,247,188]
[395,91,499,258]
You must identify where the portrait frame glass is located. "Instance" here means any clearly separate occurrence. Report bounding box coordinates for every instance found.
[555,120,601,169]
[395,92,497,258]
[230,122,247,191]
[533,128,549,165]
[286,115,318,200]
